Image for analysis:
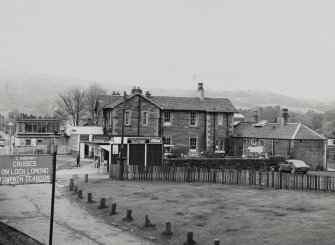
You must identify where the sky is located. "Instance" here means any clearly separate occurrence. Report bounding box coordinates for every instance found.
[0,0,335,100]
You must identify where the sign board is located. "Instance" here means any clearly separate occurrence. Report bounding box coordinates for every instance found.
[150,138,162,144]
[0,155,52,185]
[80,134,89,141]
[128,138,149,144]
[112,145,119,154]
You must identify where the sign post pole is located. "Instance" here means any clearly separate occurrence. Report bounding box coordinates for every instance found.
[49,147,57,245]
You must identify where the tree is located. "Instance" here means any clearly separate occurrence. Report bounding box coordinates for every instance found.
[85,82,107,124]
[56,86,87,126]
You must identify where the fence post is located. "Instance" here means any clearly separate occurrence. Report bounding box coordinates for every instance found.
[279,172,282,189]
[213,170,217,183]
[272,171,275,188]
[315,175,318,191]
[163,221,172,235]
[214,239,220,245]
[69,179,74,191]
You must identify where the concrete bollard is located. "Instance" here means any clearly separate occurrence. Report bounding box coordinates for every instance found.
[144,214,155,228]
[123,209,134,222]
[87,193,93,203]
[85,174,88,182]
[73,185,78,194]
[69,179,74,191]
[162,221,172,235]
[214,239,220,245]
[183,231,195,245]
[109,203,117,215]
[77,189,83,199]
[98,198,107,209]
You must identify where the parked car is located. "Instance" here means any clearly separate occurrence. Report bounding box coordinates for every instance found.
[278,159,310,174]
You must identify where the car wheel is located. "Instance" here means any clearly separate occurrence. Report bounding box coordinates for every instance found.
[291,169,295,174]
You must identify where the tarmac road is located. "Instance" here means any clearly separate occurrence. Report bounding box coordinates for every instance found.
[0,156,153,245]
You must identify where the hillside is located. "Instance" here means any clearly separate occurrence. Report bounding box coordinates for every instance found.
[0,70,332,116]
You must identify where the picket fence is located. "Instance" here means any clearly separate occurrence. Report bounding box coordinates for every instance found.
[110,164,335,192]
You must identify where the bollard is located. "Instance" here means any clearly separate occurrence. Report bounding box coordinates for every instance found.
[183,231,195,245]
[123,209,134,222]
[73,186,78,194]
[87,193,93,203]
[77,189,83,199]
[98,198,107,209]
[109,203,117,215]
[162,221,172,235]
[85,174,88,182]
[69,179,74,191]
[144,214,155,228]
[214,239,220,245]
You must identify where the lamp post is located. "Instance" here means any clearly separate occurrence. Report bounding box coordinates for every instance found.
[7,121,14,155]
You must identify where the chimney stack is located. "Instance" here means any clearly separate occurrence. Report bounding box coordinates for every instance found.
[131,86,142,94]
[281,108,289,126]
[197,82,205,101]
[253,110,258,123]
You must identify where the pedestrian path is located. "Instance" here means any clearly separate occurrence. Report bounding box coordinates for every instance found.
[0,162,153,245]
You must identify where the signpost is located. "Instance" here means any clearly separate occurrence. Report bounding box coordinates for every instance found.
[0,153,55,245]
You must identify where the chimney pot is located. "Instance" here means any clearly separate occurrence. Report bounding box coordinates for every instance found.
[253,110,258,123]
[281,108,289,126]
[197,82,205,101]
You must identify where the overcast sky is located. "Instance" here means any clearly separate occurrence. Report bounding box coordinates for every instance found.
[0,0,334,100]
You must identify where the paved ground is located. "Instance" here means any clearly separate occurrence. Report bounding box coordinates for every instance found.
[0,155,153,245]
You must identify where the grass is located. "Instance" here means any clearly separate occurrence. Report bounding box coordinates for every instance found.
[60,178,335,245]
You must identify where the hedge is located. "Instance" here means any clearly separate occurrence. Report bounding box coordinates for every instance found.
[163,156,287,170]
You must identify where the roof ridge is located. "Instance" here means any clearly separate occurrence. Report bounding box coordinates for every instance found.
[291,123,302,139]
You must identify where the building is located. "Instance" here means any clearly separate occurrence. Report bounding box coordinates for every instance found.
[14,117,61,147]
[231,109,328,169]
[98,83,237,156]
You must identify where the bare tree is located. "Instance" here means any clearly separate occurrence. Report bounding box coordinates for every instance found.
[56,86,87,126]
[85,82,107,124]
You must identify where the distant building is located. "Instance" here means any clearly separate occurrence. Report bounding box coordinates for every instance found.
[14,118,61,146]
[231,109,328,169]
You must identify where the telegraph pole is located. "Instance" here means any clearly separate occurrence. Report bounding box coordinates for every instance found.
[119,91,126,180]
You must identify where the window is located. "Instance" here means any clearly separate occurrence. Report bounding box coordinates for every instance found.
[142,111,148,126]
[190,112,197,126]
[260,140,264,146]
[124,110,131,125]
[252,139,256,146]
[215,139,225,152]
[26,139,31,146]
[189,138,197,151]
[163,111,171,126]
[164,137,171,145]
[218,113,223,125]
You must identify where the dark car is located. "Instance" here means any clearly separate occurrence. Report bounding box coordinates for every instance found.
[278,159,310,174]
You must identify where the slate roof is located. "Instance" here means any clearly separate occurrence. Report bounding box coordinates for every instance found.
[100,94,237,113]
[149,96,237,112]
[97,95,122,109]
[233,122,327,140]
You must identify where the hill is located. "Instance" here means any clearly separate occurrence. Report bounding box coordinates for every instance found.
[0,70,332,116]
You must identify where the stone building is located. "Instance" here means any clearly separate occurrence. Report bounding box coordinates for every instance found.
[231,109,328,169]
[98,83,237,156]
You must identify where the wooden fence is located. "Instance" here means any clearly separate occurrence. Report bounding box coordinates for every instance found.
[110,164,335,192]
